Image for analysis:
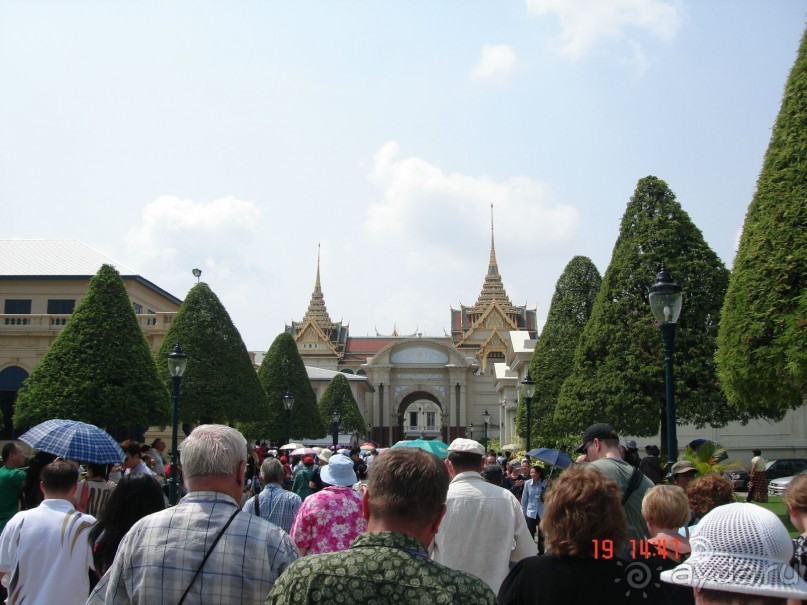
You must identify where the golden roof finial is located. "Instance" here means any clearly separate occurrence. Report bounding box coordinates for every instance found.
[471,204,514,314]
[489,203,497,274]
[302,244,333,332]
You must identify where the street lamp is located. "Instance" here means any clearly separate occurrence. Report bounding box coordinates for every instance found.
[332,400,341,447]
[649,263,683,463]
[469,423,475,440]
[167,343,187,506]
[521,373,535,455]
[283,390,294,446]
[482,409,490,452]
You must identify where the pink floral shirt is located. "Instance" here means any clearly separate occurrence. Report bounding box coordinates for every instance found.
[290,486,366,555]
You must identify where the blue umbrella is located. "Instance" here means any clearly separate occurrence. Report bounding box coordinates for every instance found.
[391,438,449,459]
[526,448,573,469]
[19,419,124,464]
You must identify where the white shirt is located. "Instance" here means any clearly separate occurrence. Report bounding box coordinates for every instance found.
[430,471,536,593]
[0,499,96,605]
[125,460,156,477]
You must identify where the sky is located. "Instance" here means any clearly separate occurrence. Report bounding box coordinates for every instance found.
[1,1,805,352]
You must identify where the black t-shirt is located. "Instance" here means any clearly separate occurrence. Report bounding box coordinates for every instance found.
[498,553,692,605]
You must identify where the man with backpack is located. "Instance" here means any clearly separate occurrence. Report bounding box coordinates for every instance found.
[574,423,653,543]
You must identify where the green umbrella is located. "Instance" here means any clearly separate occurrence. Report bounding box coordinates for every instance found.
[391,438,449,459]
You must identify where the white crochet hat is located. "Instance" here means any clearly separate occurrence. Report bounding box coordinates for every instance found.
[660,502,807,599]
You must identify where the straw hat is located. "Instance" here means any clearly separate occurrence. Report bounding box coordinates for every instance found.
[660,502,807,599]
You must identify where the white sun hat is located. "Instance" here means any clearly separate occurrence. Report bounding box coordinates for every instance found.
[320,454,357,487]
[660,502,807,599]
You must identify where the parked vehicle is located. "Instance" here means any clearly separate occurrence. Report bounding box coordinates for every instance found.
[726,469,750,491]
[725,458,807,492]
[768,472,805,497]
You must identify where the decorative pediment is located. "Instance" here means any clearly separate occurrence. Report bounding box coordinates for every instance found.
[457,302,518,347]
[294,318,341,358]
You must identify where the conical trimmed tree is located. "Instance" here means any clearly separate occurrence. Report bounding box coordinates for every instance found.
[255,332,325,443]
[521,256,601,446]
[318,373,367,440]
[14,264,170,429]
[555,176,733,445]
[717,27,807,415]
[156,282,268,425]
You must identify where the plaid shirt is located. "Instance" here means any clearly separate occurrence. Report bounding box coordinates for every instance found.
[242,483,302,534]
[87,491,299,605]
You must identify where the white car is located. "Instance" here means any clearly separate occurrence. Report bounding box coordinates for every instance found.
[768,471,806,497]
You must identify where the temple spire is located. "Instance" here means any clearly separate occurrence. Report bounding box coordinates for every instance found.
[471,204,514,314]
[489,203,498,276]
[302,244,333,333]
[314,243,322,293]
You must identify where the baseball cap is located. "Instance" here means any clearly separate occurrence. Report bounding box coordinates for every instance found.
[447,438,484,455]
[303,456,314,465]
[661,503,807,599]
[671,460,696,475]
[574,423,618,454]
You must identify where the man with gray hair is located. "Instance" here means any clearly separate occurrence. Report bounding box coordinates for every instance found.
[243,457,302,533]
[88,425,299,604]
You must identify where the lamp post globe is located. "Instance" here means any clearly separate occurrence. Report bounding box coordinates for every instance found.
[649,263,683,462]
[469,423,474,441]
[283,390,294,447]
[521,373,536,457]
[167,343,187,506]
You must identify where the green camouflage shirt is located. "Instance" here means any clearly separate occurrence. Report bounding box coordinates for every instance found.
[265,531,497,605]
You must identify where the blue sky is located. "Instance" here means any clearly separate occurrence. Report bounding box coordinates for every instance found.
[1,1,804,351]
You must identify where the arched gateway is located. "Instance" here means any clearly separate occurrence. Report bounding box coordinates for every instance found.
[363,340,477,446]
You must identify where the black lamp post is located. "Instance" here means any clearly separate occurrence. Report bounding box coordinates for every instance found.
[167,343,187,506]
[649,263,683,463]
[332,401,341,447]
[521,373,535,456]
[283,390,294,447]
[482,409,490,452]
[469,423,475,440]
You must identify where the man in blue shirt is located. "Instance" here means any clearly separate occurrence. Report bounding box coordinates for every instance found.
[243,458,302,533]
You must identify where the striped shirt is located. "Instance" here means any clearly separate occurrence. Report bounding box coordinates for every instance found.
[87,491,299,605]
[242,483,302,534]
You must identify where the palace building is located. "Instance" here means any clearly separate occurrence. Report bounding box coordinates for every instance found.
[286,217,538,447]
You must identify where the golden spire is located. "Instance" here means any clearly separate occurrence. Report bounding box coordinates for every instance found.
[471,204,515,313]
[489,203,498,275]
[302,244,333,332]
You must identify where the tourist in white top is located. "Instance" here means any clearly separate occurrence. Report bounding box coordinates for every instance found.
[0,460,96,605]
[430,438,536,593]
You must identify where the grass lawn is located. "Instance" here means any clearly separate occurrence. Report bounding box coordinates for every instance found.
[738,492,799,537]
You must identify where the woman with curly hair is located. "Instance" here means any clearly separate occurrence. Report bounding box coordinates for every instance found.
[686,473,735,529]
[498,464,639,604]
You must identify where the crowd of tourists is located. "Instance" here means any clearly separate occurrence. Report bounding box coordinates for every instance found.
[0,422,806,604]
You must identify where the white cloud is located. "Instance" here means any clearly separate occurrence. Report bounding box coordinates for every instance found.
[527,0,681,60]
[471,44,518,79]
[365,141,578,248]
[125,194,265,297]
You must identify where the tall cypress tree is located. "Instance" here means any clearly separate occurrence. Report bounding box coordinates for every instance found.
[14,264,170,429]
[318,373,367,439]
[521,256,601,446]
[156,282,268,425]
[255,332,325,443]
[717,28,807,415]
[555,176,733,444]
